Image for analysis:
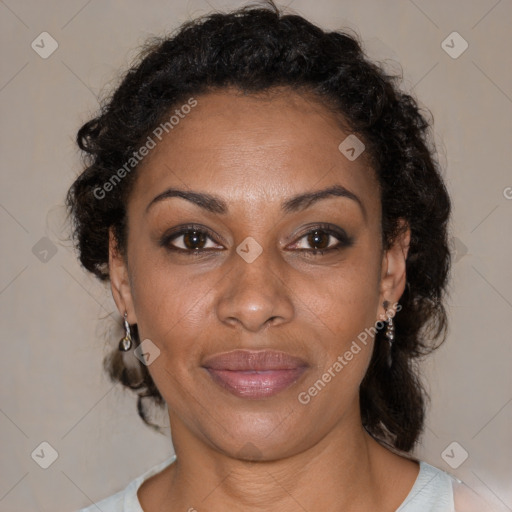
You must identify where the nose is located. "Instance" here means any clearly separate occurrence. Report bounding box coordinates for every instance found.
[215,246,295,333]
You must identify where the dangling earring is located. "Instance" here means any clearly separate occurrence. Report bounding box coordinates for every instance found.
[383,300,395,367]
[118,312,132,351]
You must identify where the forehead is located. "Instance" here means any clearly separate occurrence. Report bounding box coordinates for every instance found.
[130,87,380,219]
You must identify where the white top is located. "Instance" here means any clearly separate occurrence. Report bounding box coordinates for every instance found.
[76,455,497,511]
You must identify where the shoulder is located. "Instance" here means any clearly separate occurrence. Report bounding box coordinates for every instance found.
[396,460,457,511]
[73,455,177,512]
[397,461,498,512]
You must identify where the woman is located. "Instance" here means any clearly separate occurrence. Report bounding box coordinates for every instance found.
[68,2,495,510]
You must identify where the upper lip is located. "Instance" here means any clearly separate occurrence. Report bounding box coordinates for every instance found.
[202,349,309,371]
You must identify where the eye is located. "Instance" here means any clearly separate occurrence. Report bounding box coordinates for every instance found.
[160,223,353,256]
[289,224,354,255]
[160,225,224,254]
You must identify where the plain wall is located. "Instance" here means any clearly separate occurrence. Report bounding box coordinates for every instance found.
[0,1,511,510]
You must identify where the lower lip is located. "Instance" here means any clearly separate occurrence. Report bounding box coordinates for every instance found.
[205,367,307,398]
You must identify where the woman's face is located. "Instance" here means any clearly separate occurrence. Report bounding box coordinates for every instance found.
[110,87,409,460]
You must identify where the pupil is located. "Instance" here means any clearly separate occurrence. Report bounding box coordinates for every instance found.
[308,230,328,249]
[184,231,205,250]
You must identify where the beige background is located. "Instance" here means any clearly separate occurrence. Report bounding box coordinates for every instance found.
[1,1,511,510]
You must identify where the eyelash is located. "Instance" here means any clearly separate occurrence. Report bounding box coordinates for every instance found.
[159,223,353,257]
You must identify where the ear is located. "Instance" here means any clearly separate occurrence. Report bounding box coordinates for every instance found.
[378,219,410,319]
[109,228,137,324]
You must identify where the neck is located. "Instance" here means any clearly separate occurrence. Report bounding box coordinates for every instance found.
[154,411,393,511]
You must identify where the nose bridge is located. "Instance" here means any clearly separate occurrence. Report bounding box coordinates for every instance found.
[215,239,294,331]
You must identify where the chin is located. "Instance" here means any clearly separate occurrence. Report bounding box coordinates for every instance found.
[198,406,315,461]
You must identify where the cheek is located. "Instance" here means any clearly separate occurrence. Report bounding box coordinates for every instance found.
[293,264,381,415]
[127,244,209,346]
[127,254,236,397]
[294,251,382,395]
[302,253,381,336]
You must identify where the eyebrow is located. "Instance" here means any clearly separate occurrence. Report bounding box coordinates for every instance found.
[146,184,366,219]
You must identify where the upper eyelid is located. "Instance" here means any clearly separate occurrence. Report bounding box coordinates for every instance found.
[285,227,350,248]
[164,227,224,249]
[164,224,224,243]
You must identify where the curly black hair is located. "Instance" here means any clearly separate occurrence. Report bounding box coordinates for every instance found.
[66,0,451,453]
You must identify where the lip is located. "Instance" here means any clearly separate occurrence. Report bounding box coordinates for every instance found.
[202,350,309,399]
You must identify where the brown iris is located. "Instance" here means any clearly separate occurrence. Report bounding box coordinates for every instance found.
[183,231,207,250]
[307,230,329,250]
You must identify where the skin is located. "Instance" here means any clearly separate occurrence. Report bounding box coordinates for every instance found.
[109,87,417,511]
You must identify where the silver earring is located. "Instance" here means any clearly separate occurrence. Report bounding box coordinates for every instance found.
[383,301,395,367]
[118,312,132,351]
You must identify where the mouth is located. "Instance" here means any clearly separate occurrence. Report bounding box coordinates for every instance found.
[202,349,309,399]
